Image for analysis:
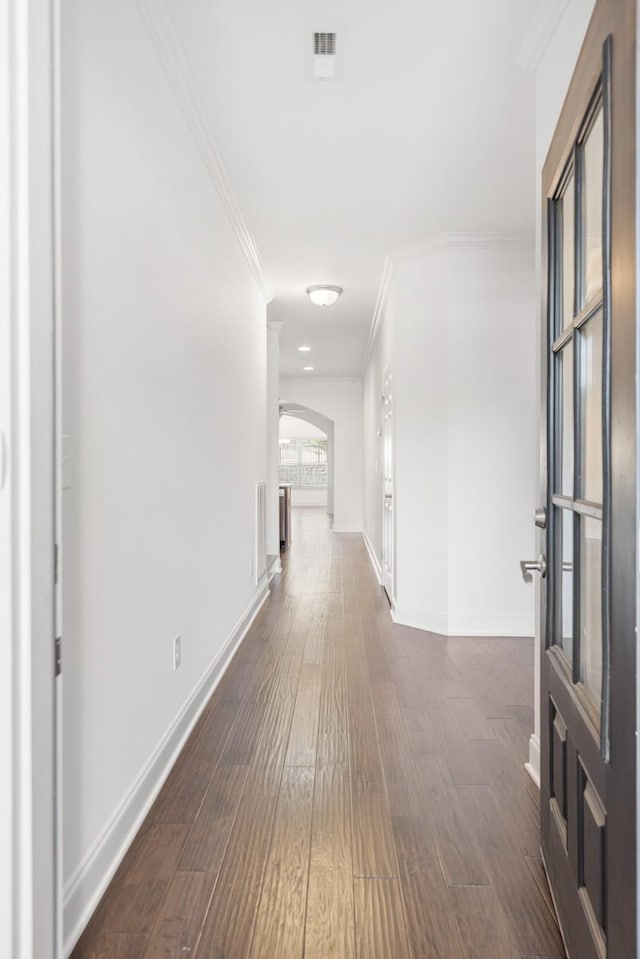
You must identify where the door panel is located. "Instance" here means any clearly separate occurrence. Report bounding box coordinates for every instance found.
[539,2,636,957]
[382,369,394,601]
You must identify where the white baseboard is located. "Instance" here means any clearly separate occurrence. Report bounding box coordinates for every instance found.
[361,530,382,584]
[525,733,541,788]
[390,605,534,638]
[63,581,270,957]
[391,603,448,635]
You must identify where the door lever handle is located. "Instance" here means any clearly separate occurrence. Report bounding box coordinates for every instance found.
[520,555,547,583]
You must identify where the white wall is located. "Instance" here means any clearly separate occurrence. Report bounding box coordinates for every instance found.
[445,244,537,635]
[280,379,362,531]
[279,415,327,439]
[61,0,268,948]
[363,238,537,636]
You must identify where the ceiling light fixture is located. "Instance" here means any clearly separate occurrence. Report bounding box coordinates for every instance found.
[303,366,314,372]
[298,345,311,352]
[306,284,343,307]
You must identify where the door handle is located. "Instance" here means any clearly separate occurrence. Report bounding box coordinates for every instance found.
[520,555,547,583]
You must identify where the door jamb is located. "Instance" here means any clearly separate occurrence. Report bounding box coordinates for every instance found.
[4,1,58,956]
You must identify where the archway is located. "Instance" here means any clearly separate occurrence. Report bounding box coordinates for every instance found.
[279,402,335,517]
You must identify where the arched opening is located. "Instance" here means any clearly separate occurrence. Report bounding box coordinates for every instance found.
[279,402,335,519]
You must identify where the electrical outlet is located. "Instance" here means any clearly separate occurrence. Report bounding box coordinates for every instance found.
[173,635,181,671]
[250,559,255,579]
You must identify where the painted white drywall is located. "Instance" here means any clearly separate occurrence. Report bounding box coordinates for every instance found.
[279,415,327,440]
[60,0,267,944]
[280,379,362,532]
[393,251,451,629]
[445,244,537,635]
[363,239,537,636]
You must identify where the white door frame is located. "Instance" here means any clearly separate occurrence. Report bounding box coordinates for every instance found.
[381,368,394,602]
[2,1,58,956]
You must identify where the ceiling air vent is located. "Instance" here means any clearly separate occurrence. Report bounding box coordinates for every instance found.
[313,31,337,79]
[314,32,336,56]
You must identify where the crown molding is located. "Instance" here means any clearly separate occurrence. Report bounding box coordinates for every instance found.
[135,0,272,302]
[391,231,533,262]
[365,254,395,368]
[516,0,570,71]
[362,231,533,370]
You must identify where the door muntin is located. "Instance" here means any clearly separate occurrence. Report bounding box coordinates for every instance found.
[547,72,610,748]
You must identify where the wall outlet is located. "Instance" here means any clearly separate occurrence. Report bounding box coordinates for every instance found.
[249,559,255,579]
[173,634,181,671]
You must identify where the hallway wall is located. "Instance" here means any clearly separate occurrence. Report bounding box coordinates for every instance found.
[363,237,537,636]
[279,378,362,532]
[60,0,268,948]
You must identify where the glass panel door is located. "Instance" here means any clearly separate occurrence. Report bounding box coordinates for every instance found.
[550,99,606,732]
[539,8,636,958]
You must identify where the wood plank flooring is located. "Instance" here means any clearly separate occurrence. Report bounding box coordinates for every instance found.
[71,508,564,959]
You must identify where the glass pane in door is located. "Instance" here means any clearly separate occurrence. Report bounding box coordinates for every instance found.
[580,310,603,503]
[559,508,574,660]
[560,341,574,496]
[583,109,604,304]
[580,515,603,715]
[562,176,575,327]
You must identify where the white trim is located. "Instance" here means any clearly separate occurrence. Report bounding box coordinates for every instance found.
[391,604,448,635]
[134,0,272,303]
[365,256,395,364]
[516,0,571,71]
[361,529,382,584]
[390,604,534,638]
[9,2,57,956]
[525,734,541,789]
[390,230,533,263]
[62,581,270,957]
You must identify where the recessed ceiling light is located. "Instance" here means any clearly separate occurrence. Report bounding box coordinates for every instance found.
[298,346,311,352]
[303,366,314,372]
[306,284,343,307]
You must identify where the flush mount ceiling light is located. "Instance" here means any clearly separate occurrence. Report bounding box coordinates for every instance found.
[306,284,343,307]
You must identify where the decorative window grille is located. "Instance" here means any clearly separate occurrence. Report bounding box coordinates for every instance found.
[279,439,327,488]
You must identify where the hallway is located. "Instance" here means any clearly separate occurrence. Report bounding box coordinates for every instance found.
[72,509,563,959]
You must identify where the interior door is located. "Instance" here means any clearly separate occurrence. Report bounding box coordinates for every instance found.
[538,2,636,957]
[382,369,394,601]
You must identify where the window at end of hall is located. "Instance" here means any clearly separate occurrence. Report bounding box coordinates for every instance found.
[279,438,328,488]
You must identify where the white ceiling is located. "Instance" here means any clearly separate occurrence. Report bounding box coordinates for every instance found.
[165,0,538,377]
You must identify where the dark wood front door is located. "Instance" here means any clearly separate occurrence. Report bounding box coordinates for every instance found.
[540,2,636,957]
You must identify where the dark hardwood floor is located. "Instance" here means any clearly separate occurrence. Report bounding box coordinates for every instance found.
[71,507,565,958]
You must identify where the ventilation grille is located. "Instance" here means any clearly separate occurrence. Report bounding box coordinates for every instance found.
[314,32,336,56]
[255,482,267,585]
